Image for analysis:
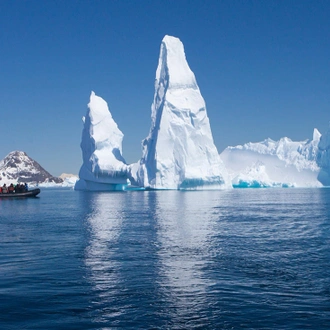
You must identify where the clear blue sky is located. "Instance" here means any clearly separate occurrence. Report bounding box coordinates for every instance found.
[1,0,329,176]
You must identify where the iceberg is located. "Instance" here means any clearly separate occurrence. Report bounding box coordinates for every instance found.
[317,125,330,185]
[220,129,322,188]
[75,92,128,191]
[129,35,231,190]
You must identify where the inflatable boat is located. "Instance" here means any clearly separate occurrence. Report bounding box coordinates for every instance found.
[0,188,40,198]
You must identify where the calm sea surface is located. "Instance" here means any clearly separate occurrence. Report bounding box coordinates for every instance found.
[0,188,330,329]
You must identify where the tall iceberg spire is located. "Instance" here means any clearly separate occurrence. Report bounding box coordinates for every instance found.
[75,91,128,191]
[130,35,230,189]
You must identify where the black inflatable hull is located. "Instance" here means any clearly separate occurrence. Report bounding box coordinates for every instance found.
[0,188,40,198]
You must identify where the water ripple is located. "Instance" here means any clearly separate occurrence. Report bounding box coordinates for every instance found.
[0,188,330,329]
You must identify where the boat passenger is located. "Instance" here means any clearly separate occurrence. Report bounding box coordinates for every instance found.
[8,184,14,193]
[15,184,22,193]
[24,183,28,191]
[0,186,2,193]
[2,184,8,193]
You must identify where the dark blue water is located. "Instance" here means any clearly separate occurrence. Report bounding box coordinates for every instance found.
[1,188,330,329]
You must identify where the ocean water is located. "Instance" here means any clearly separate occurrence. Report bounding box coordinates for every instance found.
[0,188,329,329]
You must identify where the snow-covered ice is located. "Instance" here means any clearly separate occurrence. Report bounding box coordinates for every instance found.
[71,36,330,190]
[75,91,128,191]
[60,174,79,187]
[129,35,231,190]
[317,125,330,185]
[220,129,322,188]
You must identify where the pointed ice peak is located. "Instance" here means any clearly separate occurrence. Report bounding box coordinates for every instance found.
[157,35,198,90]
[85,91,122,145]
[75,91,128,190]
[88,91,113,125]
[131,35,231,189]
[313,128,321,142]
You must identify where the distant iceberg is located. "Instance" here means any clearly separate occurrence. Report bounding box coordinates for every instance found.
[220,129,322,188]
[75,92,128,191]
[30,176,79,189]
[129,35,231,190]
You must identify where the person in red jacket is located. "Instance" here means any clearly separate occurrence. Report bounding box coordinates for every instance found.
[8,183,14,193]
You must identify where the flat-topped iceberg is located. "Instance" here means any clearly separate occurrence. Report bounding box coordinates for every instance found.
[129,35,231,190]
[75,91,128,191]
[220,129,322,188]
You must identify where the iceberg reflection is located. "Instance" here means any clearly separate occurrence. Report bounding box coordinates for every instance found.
[83,192,125,324]
[154,191,221,327]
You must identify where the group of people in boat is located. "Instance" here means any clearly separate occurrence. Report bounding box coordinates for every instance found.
[0,183,28,194]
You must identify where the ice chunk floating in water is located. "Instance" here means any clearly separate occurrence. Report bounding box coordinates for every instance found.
[75,91,128,191]
[129,35,231,190]
[220,129,322,188]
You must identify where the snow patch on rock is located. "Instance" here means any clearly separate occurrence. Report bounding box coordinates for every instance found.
[0,151,62,185]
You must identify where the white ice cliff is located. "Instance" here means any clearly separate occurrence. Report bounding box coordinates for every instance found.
[75,91,128,191]
[317,125,330,185]
[220,129,322,187]
[130,35,231,190]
